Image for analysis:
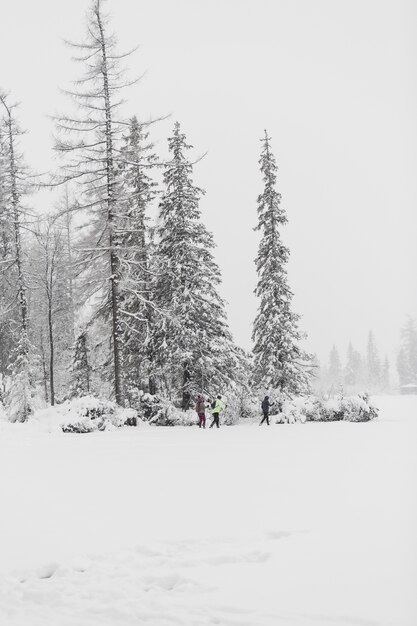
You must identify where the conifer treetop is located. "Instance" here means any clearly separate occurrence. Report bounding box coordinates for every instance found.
[252,130,311,396]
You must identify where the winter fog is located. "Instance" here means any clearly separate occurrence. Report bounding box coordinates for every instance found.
[0,1,416,625]
[1,0,416,370]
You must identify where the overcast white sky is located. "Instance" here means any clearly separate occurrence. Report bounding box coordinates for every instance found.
[1,0,416,367]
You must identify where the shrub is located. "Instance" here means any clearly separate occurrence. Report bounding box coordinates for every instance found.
[272,394,378,424]
[60,396,138,433]
[148,401,197,426]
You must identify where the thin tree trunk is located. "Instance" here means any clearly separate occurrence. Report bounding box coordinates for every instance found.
[48,296,55,406]
[2,102,28,335]
[96,3,124,405]
[65,188,75,341]
[40,331,49,403]
[182,363,191,410]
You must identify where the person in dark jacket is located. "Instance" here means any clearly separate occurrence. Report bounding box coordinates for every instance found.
[195,395,206,428]
[260,395,270,425]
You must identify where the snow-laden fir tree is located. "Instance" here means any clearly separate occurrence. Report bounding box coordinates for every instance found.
[154,122,240,408]
[0,134,16,385]
[118,117,158,394]
[309,353,322,393]
[366,330,381,391]
[327,344,342,391]
[54,0,141,405]
[252,130,311,396]
[397,317,417,386]
[381,355,390,392]
[0,93,38,421]
[69,332,91,397]
[344,342,362,389]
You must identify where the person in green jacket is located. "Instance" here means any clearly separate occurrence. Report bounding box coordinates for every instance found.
[209,395,224,428]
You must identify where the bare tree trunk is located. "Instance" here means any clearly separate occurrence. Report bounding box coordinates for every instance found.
[96,3,124,405]
[182,364,191,410]
[40,331,49,403]
[1,99,28,336]
[47,295,55,406]
[65,188,75,341]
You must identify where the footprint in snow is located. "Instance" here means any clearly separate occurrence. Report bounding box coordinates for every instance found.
[36,561,59,579]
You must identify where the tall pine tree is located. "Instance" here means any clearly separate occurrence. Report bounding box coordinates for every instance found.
[397,317,417,386]
[69,332,91,397]
[366,330,381,391]
[154,122,239,408]
[344,342,362,389]
[118,117,157,394]
[252,131,311,396]
[327,345,342,390]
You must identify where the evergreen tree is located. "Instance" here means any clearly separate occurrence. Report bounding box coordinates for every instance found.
[0,134,17,383]
[381,355,390,392]
[366,330,381,391]
[154,122,239,408]
[327,345,342,390]
[344,342,362,389]
[252,130,311,396]
[397,317,417,386]
[118,117,157,394]
[310,353,323,392]
[70,332,91,397]
[0,92,38,421]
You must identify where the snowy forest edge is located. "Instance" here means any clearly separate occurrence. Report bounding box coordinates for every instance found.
[0,0,414,427]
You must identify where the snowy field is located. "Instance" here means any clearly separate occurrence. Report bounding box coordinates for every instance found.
[0,396,416,626]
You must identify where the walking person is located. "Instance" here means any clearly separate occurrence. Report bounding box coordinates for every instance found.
[195,394,206,428]
[209,395,224,428]
[260,395,270,425]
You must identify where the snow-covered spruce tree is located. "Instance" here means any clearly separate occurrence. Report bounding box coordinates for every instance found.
[366,330,381,392]
[381,355,390,392]
[0,93,38,421]
[69,332,91,397]
[327,345,342,391]
[397,317,417,386]
[118,117,158,395]
[54,0,140,405]
[154,122,240,409]
[0,134,16,384]
[310,353,322,392]
[252,130,311,397]
[344,342,362,390]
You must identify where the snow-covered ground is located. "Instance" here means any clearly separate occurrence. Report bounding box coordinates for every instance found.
[0,395,416,626]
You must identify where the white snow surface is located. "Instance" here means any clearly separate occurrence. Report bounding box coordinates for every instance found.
[0,395,416,625]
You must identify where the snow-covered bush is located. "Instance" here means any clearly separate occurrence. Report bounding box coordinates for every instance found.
[125,389,163,423]
[306,398,344,422]
[148,400,197,427]
[61,414,97,434]
[60,396,137,433]
[273,398,308,424]
[339,396,378,422]
[220,395,239,425]
[273,394,378,424]
[126,390,199,426]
